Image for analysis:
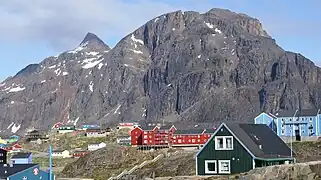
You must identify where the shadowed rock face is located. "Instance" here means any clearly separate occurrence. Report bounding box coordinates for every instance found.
[0,8,321,134]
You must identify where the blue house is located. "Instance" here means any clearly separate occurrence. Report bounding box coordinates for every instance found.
[255,109,321,137]
[254,112,277,133]
[81,124,100,130]
[0,164,55,180]
[11,152,32,164]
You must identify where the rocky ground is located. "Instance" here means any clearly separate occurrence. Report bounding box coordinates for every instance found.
[60,140,321,179]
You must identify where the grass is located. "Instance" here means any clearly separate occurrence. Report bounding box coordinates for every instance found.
[33,157,77,175]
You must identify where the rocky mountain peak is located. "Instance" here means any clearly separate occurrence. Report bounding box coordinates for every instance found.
[78,32,110,51]
[0,8,319,135]
[206,8,270,38]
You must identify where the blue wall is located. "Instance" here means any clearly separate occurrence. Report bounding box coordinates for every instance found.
[275,116,318,136]
[9,165,55,180]
[255,112,321,137]
[254,113,277,133]
[11,154,32,164]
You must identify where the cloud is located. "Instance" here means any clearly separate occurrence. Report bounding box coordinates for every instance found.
[0,0,179,51]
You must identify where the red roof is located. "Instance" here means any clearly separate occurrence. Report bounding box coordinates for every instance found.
[12,143,22,149]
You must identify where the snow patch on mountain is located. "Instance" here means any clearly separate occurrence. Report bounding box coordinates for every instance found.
[8,86,26,93]
[89,81,94,92]
[204,21,214,29]
[68,42,89,54]
[7,122,14,129]
[129,49,143,54]
[130,34,144,45]
[11,123,21,133]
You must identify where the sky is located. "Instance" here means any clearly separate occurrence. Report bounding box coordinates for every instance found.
[0,0,320,80]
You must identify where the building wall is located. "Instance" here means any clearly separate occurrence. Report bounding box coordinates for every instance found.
[254,113,277,133]
[86,132,107,137]
[276,116,318,136]
[9,165,55,180]
[130,128,143,146]
[52,150,70,158]
[11,158,30,164]
[0,150,7,164]
[197,126,253,175]
[58,130,74,134]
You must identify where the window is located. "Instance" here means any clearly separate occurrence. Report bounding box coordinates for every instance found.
[215,136,233,150]
[218,160,231,174]
[225,137,233,149]
[144,140,147,144]
[192,139,195,143]
[205,160,217,174]
[144,135,147,138]
[178,139,182,143]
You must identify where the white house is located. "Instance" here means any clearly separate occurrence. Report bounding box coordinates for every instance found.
[117,122,139,130]
[85,129,108,137]
[52,150,71,158]
[88,142,106,151]
[116,136,131,145]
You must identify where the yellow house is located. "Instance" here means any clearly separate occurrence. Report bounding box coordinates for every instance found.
[0,137,7,144]
[51,150,70,158]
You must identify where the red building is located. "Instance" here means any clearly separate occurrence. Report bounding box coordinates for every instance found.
[72,151,88,158]
[172,129,216,146]
[130,125,176,146]
[2,143,22,152]
[130,124,216,147]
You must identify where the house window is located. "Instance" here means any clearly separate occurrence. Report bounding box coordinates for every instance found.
[218,160,231,174]
[144,135,147,138]
[215,136,233,150]
[144,140,147,144]
[192,139,195,143]
[205,160,217,174]
[178,139,182,143]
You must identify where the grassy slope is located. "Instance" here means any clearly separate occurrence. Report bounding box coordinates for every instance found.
[20,129,129,176]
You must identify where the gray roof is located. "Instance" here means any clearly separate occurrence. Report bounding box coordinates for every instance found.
[158,125,175,130]
[139,125,156,131]
[173,129,204,135]
[204,129,216,134]
[11,152,31,159]
[275,109,320,117]
[225,123,292,159]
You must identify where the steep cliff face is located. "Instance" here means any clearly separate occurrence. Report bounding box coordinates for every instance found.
[0,8,320,134]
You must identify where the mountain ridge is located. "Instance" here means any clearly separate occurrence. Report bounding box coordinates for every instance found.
[0,8,320,135]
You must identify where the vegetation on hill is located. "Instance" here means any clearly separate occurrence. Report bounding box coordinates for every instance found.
[60,144,158,180]
[61,140,321,179]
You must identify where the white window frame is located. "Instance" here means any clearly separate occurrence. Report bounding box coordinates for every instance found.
[218,160,231,174]
[215,136,233,150]
[205,160,217,174]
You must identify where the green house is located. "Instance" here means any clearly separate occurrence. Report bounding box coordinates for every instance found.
[195,123,295,175]
[57,125,76,134]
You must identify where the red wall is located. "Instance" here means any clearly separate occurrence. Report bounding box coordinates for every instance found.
[130,125,213,146]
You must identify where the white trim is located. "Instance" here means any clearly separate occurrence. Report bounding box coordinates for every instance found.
[218,160,231,174]
[254,112,276,124]
[214,136,233,150]
[205,160,217,174]
[195,157,198,176]
[252,159,255,169]
[195,123,256,159]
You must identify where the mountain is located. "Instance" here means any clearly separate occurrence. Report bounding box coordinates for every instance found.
[1,8,321,134]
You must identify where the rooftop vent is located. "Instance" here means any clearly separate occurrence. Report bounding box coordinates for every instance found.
[259,145,262,149]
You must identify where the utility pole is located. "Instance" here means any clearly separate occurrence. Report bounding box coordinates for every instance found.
[291,109,298,159]
[49,144,52,180]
